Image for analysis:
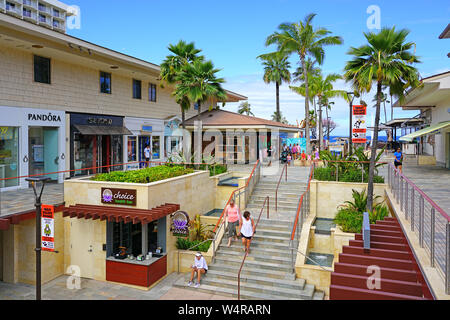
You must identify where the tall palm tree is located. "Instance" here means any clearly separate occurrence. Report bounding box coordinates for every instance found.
[265,13,343,153]
[174,59,227,115]
[237,101,254,116]
[344,26,421,211]
[312,73,346,150]
[257,51,291,122]
[292,58,320,83]
[272,111,289,124]
[160,40,204,128]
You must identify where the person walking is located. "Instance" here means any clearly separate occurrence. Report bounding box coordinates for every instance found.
[239,211,255,254]
[225,199,241,247]
[292,144,297,160]
[143,144,151,168]
[394,147,404,173]
[301,150,306,166]
[187,252,208,288]
[267,143,273,167]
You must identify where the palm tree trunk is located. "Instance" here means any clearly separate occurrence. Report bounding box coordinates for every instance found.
[181,107,186,129]
[318,101,323,151]
[383,101,387,124]
[301,55,311,154]
[197,101,201,115]
[326,106,330,147]
[367,81,383,212]
[276,81,281,122]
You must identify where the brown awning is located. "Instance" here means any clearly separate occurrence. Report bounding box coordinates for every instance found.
[62,203,180,224]
[74,124,132,135]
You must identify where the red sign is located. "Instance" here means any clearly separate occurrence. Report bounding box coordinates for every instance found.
[352,105,367,144]
[41,205,55,252]
[352,105,367,116]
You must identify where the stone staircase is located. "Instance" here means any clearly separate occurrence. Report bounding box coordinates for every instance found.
[174,165,325,300]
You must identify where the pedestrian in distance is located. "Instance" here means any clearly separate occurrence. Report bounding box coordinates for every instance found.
[267,143,273,167]
[394,147,404,173]
[239,211,255,254]
[187,252,208,288]
[144,144,151,168]
[225,199,241,247]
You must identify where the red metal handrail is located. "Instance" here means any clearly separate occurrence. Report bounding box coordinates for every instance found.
[290,164,314,241]
[389,163,450,222]
[275,163,288,211]
[213,160,260,233]
[237,196,269,300]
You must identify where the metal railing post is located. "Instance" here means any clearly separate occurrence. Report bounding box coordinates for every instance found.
[400,176,404,212]
[405,183,409,220]
[446,222,450,295]
[411,188,415,232]
[361,163,364,183]
[419,195,424,248]
[430,208,435,268]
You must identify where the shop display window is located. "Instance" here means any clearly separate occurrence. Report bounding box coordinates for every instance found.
[0,127,19,188]
[152,136,160,159]
[127,136,137,162]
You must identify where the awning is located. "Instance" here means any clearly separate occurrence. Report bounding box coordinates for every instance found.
[62,203,180,224]
[399,121,450,142]
[74,124,132,136]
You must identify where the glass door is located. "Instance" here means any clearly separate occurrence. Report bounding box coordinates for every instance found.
[138,136,151,168]
[0,127,19,188]
[43,128,59,181]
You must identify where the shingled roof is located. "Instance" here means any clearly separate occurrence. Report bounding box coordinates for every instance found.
[183,109,299,130]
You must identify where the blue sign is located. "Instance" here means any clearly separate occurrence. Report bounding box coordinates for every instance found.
[142,125,152,132]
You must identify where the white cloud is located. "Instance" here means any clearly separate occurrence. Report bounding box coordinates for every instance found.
[223,73,422,137]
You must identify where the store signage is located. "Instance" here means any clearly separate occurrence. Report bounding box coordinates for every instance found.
[28,113,62,123]
[170,211,190,237]
[142,125,153,132]
[101,188,137,206]
[41,205,55,252]
[87,117,113,125]
[352,105,367,144]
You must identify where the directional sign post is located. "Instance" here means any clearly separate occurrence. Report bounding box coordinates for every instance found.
[41,205,55,252]
[352,105,367,144]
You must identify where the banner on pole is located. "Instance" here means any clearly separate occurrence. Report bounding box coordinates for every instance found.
[41,204,55,252]
[352,105,367,144]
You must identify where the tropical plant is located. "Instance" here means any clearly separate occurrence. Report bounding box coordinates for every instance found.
[91,165,194,183]
[174,59,227,115]
[160,40,204,129]
[189,214,216,241]
[175,237,212,252]
[334,189,388,233]
[271,111,289,124]
[344,26,421,211]
[257,51,291,122]
[237,101,254,116]
[265,13,343,153]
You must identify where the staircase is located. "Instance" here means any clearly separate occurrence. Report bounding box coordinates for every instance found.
[175,165,325,300]
[330,216,433,300]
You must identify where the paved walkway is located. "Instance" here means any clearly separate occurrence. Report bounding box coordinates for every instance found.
[0,273,234,300]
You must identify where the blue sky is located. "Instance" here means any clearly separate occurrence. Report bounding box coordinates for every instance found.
[67,0,450,136]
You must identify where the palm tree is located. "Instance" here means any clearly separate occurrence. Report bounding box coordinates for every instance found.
[237,101,254,116]
[160,40,204,128]
[292,58,320,82]
[371,91,390,124]
[265,13,343,153]
[272,111,289,124]
[257,51,291,122]
[174,59,227,115]
[344,26,421,212]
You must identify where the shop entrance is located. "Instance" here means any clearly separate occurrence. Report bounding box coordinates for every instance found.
[28,127,59,181]
[70,219,94,279]
[138,136,151,168]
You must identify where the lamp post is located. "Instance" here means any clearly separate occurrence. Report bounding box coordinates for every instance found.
[346,92,356,156]
[26,176,51,301]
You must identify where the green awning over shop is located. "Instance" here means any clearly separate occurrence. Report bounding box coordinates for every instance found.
[399,121,450,142]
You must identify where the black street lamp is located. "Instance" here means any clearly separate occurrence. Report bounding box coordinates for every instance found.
[346,92,356,156]
[26,176,51,301]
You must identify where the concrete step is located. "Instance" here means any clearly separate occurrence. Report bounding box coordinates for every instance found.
[250,195,301,202]
[204,269,306,290]
[216,250,292,265]
[223,239,292,251]
[214,256,292,272]
[313,291,325,300]
[208,264,292,280]
[251,199,299,207]
[219,244,292,258]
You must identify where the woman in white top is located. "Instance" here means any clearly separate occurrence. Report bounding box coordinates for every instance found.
[239,211,255,254]
[188,252,208,288]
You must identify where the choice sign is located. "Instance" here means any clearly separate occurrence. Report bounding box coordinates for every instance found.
[101,188,137,206]
[352,105,367,144]
[41,205,55,252]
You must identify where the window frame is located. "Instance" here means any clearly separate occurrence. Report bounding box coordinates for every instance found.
[132,79,142,100]
[33,55,51,84]
[100,71,112,94]
[149,83,157,102]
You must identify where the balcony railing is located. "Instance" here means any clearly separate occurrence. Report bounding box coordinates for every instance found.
[22,0,37,9]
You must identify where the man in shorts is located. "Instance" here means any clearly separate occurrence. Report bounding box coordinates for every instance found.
[394,147,403,173]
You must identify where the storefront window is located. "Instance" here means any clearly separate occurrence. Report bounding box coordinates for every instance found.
[127,136,137,162]
[73,133,96,176]
[110,221,158,257]
[152,136,160,159]
[0,127,19,188]
[111,135,123,170]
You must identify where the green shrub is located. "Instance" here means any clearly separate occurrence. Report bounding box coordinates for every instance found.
[334,189,389,233]
[314,167,384,183]
[91,165,194,183]
[210,164,227,176]
[314,167,335,181]
[175,237,212,252]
